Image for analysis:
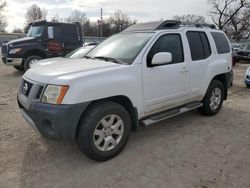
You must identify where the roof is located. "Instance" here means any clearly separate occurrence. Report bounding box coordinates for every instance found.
[29,20,79,26]
[123,20,217,33]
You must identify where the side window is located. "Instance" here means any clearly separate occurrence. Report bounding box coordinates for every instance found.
[53,26,62,42]
[147,34,184,66]
[186,31,211,61]
[200,33,211,58]
[211,32,230,54]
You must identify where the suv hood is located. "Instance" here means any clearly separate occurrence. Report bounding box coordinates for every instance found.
[24,58,121,84]
[31,57,65,68]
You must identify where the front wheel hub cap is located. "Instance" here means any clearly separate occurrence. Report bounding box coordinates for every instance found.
[93,114,124,151]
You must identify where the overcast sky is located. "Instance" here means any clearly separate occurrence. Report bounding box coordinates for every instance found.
[4,0,209,32]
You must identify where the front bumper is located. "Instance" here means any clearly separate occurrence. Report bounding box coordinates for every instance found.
[245,75,250,86]
[18,97,90,140]
[2,57,23,66]
[245,79,250,86]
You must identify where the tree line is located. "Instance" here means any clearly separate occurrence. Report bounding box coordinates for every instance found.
[17,4,137,37]
[1,0,250,41]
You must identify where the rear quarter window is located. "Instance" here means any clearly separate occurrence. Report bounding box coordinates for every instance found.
[211,32,230,54]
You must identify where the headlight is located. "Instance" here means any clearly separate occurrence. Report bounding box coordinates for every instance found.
[9,48,22,54]
[41,85,69,105]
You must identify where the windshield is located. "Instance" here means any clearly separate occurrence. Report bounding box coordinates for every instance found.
[66,46,94,59]
[86,33,153,64]
[27,26,45,37]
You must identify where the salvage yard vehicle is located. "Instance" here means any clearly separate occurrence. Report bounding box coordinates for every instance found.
[1,20,83,71]
[245,67,250,87]
[17,20,233,161]
[231,43,241,66]
[235,43,250,63]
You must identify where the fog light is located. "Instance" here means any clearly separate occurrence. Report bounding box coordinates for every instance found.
[42,119,55,135]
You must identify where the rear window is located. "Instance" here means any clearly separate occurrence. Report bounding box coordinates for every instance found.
[211,32,230,54]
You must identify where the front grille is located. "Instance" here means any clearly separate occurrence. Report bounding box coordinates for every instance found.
[1,44,7,55]
[22,80,33,97]
[36,86,44,99]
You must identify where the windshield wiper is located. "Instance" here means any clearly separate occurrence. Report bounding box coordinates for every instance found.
[94,56,124,64]
[83,55,94,59]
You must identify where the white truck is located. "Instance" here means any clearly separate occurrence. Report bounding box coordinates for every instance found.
[17,20,233,161]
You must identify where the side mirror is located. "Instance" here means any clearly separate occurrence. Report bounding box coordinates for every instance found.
[151,52,172,66]
[47,26,54,39]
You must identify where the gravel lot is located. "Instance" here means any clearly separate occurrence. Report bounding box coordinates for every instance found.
[0,60,250,188]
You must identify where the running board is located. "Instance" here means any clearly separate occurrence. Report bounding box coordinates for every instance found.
[141,102,203,127]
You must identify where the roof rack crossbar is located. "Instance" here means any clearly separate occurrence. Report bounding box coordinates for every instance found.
[156,20,181,30]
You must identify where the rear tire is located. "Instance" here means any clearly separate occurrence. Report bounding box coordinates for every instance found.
[199,80,224,116]
[13,65,24,71]
[23,55,42,71]
[78,101,131,161]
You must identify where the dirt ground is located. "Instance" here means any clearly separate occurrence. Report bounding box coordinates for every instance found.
[0,61,250,188]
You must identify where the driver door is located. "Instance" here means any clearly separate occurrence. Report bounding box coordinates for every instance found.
[143,33,190,114]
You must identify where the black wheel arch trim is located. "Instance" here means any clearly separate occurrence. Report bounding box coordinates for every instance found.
[210,71,233,100]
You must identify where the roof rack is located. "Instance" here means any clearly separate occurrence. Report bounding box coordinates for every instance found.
[123,20,217,32]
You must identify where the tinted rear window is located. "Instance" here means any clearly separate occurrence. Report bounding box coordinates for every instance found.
[186,31,211,61]
[211,32,230,54]
[200,32,211,58]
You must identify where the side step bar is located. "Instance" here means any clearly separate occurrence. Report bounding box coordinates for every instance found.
[141,102,203,126]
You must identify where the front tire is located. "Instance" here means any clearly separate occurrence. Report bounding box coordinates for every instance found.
[199,80,224,116]
[78,101,131,161]
[23,55,42,71]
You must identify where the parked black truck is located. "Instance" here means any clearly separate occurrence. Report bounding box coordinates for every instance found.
[1,20,83,71]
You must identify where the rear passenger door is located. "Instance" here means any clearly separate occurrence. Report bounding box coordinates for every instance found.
[186,31,212,99]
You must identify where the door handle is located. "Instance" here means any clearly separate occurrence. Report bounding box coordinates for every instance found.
[180,67,189,73]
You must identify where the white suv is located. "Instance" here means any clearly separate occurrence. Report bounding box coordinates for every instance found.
[18,20,233,161]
